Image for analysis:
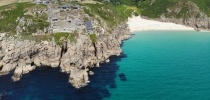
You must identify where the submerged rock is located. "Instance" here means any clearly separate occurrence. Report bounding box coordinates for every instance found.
[118,73,127,81]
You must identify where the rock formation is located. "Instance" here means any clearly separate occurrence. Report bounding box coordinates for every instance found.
[0,23,131,88]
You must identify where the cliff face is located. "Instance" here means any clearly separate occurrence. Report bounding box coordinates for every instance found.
[0,23,131,88]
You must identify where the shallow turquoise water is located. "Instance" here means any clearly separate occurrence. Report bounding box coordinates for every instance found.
[106,31,210,100]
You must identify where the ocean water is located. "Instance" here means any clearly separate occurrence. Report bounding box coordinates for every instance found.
[107,31,210,100]
[1,31,210,100]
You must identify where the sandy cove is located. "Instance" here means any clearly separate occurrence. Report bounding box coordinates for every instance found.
[127,16,195,32]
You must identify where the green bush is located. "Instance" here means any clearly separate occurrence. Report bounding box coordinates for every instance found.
[89,33,97,43]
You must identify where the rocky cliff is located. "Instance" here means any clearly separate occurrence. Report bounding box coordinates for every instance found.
[0,23,131,88]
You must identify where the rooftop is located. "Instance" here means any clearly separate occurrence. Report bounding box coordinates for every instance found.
[85,21,93,30]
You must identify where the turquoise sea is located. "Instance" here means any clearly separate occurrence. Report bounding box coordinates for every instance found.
[1,31,210,100]
[107,31,210,100]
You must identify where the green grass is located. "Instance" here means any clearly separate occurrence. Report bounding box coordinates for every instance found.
[51,32,77,45]
[83,3,139,31]
[89,33,97,43]
[137,0,179,18]
[32,17,49,30]
[83,7,94,17]
[176,7,188,18]
[0,2,49,35]
[137,0,210,18]
[192,0,210,17]
[0,2,34,33]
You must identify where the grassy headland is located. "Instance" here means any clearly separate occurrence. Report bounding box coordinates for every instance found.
[0,3,49,35]
[100,0,210,18]
[83,3,140,29]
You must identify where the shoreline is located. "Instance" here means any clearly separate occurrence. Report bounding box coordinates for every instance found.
[127,16,208,32]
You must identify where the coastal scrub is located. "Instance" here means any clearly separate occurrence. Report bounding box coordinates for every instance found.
[89,33,97,43]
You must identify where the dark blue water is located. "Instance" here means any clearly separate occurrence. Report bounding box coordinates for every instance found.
[0,54,127,100]
[1,31,210,100]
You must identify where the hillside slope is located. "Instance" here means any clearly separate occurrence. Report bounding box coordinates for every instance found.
[138,0,210,30]
[105,0,210,30]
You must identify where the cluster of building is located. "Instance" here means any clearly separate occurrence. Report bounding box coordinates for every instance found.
[33,0,54,4]
[33,0,94,34]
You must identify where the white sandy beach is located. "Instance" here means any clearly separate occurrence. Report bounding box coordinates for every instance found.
[127,16,195,32]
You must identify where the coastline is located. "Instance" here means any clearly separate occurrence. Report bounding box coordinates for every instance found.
[0,23,131,89]
[127,16,197,32]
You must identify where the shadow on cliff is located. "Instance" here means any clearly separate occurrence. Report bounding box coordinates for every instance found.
[0,53,127,100]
